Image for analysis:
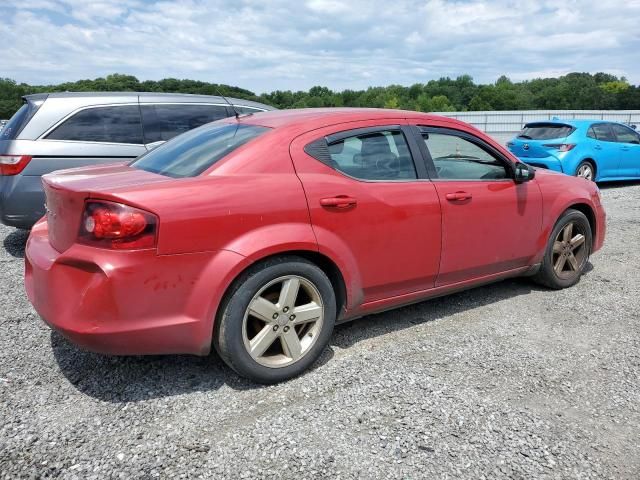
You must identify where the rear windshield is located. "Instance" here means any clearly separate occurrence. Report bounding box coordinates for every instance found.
[131,123,270,178]
[0,102,38,140]
[518,123,574,140]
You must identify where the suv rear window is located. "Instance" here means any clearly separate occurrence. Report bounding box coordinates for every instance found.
[46,105,143,144]
[131,123,269,178]
[1,101,40,140]
[518,123,574,140]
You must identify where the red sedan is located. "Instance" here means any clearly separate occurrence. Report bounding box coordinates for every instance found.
[25,109,606,383]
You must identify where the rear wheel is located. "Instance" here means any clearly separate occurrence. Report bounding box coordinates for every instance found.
[575,160,595,181]
[532,209,592,289]
[214,256,336,384]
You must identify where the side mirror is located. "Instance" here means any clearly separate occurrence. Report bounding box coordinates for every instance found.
[514,162,535,183]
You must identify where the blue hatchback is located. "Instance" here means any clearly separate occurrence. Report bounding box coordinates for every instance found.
[507,120,640,182]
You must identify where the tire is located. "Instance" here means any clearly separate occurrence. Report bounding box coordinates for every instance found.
[575,160,596,181]
[532,209,592,289]
[214,256,336,384]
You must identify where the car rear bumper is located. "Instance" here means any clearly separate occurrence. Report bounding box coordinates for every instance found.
[518,156,564,173]
[0,174,46,228]
[24,220,245,356]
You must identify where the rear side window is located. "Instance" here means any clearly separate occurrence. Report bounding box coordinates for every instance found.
[140,104,230,143]
[519,123,574,140]
[591,123,616,142]
[611,124,640,144]
[1,102,41,140]
[46,105,143,144]
[131,123,269,178]
[234,106,264,115]
[306,129,417,181]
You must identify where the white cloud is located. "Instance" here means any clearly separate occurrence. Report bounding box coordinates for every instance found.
[0,0,638,92]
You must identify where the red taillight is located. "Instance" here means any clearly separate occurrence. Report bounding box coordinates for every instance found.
[0,155,32,175]
[78,200,157,250]
[543,143,576,152]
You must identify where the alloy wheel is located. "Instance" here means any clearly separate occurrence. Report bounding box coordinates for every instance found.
[552,222,588,279]
[242,275,324,368]
[577,164,593,181]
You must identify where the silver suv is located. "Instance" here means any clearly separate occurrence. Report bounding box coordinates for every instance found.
[0,92,274,229]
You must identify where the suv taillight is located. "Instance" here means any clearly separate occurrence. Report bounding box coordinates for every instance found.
[78,200,158,250]
[0,155,32,175]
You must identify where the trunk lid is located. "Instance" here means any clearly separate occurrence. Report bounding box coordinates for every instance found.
[42,163,170,252]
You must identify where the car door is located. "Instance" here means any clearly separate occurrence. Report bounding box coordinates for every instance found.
[415,126,543,286]
[610,123,640,178]
[589,123,620,178]
[290,120,442,304]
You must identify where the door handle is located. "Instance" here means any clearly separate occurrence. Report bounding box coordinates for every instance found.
[594,145,602,150]
[445,191,472,201]
[320,195,357,208]
[621,147,630,151]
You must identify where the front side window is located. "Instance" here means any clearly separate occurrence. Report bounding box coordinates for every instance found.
[141,104,230,143]
[422,131,509,180]
[131,123,269,178]
[322,129,417,181]
[590,123,616,142]
[46,105,143,144]
[611,124,640,144]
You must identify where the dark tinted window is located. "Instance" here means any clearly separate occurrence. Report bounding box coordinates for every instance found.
[519,123,574,140]
[591,123,616,142]
[1,102,41,140]
[234,106,264,115]
[323,129,416,180]
[423,132,508,180]
[131,123,269,178]
[47,105,143,144]
[141,104,229,143]
[611,124,640,144]
[587,127,597,139]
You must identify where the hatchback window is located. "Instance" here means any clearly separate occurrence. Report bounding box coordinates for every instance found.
[591,123,616,142]
[322,130,416,181]
[131,123,270,178]
[518,123,574,140]
[611,124,640,144]
[423,132,509,180]
[1,102,40,140]
[46,105,143,144]
[141,104,229,143]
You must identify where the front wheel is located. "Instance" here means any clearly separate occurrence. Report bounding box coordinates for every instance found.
[575,160,595,181]
[214,256,336,384]
[532,209,592,289]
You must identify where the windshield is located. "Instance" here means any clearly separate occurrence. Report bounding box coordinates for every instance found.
[518,123,574,140]
[131,123,270,178]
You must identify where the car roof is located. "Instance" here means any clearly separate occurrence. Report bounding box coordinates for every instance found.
[233,107,454,130]
[23,91,274,110]
[525,119,630,128]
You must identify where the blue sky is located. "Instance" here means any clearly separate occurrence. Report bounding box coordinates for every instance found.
[1,0,639,93]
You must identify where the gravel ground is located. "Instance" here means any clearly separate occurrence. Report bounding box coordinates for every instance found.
[1,182,639,479]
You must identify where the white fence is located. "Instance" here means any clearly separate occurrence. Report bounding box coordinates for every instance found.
[434,110,640,145]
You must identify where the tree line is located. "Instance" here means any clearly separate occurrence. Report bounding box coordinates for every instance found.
[1,72,639,120]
